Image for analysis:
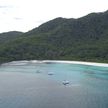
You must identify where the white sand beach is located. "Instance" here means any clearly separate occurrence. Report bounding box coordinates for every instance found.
[43,60,108,67]
[2,60,108,67]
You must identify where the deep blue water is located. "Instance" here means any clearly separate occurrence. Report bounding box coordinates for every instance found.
[0,61,108,108]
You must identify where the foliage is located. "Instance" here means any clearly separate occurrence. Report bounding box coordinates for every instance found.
[1,11,108,63]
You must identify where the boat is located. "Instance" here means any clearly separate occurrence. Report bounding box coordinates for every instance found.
[62,80,70,85]
[48,72,54,75]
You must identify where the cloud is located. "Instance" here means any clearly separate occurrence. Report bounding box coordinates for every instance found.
[13,17,23,20]
[0,5,13,8]
[36,20,44,24]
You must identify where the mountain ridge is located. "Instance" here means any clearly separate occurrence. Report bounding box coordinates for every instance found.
[1,10,108,63]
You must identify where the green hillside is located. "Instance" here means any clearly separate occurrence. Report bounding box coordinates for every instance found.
[1,11,108,63]
[0,31,23,43]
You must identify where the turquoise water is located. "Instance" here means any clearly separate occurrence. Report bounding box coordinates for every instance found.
[0,61,108,108]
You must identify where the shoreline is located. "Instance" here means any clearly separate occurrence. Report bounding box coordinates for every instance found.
[2,60,108,67]
[43,60,108,67]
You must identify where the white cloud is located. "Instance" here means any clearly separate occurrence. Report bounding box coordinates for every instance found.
[0,0,108,33]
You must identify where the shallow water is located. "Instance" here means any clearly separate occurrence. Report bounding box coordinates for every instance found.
[0,61,108,108]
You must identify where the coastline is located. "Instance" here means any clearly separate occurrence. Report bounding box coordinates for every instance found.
[43,60,108,67]
[2,60,108,67]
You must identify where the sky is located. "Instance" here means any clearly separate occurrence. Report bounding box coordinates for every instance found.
[0,0,108,33]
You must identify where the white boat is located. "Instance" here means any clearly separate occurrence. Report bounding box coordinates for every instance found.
[48,72,54,75]
[62,80,70,85]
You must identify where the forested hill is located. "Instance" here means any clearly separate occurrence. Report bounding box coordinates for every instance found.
[0,31,23,43]
[1,10,108,63]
